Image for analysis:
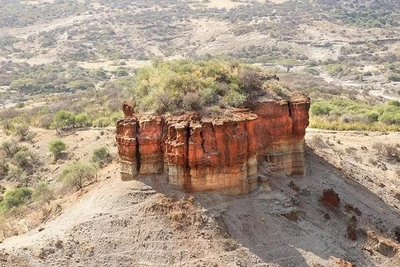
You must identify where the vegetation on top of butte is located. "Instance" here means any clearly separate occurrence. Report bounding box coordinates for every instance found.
[128,59,287,114]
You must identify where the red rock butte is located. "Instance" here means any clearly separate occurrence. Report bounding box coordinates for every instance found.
[116,94,310,195]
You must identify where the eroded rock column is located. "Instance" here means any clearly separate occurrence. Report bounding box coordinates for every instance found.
[165,121,190,189]
[116,118,138,181]
[137,117,164,174]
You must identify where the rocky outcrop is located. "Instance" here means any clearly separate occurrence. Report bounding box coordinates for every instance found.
[116,95,310,194]
[321,188,341,207]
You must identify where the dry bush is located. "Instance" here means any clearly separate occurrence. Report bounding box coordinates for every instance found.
[308,134,328,149]
[0,217,19,242]
[372,142,400,162]
[395,168,400,178]
[368,157,378,166]
[345,147,357,155]
[0,108,20,120]
[147,196,207,230]
[0,155,8,180]
[32,182,54,203]
[237,67,263,93]
[37,114,54,129]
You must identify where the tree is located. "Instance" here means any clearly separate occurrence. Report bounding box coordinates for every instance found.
[49,139,66,161]
[50,110,75,132]
[278,59,301,73]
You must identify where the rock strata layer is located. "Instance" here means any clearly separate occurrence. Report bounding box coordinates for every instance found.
[116,95,310,194]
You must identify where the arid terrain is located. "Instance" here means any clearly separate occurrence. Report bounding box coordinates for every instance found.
[0,127,399,266]
[1,0,400,266]
[1,0,400,104]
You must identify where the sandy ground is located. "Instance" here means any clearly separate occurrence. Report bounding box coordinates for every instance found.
[0,128,399,266]
[78,60,151,71]
[306,129,400,208]
[202,0,268,10]
[268,0,289,3]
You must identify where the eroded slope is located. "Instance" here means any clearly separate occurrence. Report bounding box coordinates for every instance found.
[1,132,400,266]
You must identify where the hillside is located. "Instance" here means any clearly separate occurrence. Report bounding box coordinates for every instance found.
[1,1,400,266]
[1,0,400,102]
[1,0,400,134]
[0,129,399,266]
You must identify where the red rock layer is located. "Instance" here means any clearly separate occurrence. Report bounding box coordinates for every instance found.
[116,118,138,181]
[137,116,164,174]
[116,95,310,194]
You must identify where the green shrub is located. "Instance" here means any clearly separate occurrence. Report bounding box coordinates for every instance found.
[324,64,345,76]
[75,113,91,127]
[379,111,400,125]
[387,72,400,82]
[1,187,33,211]
[310,98,400,130]
[5,165,26,182]
[270,84,284,96]
[24,132,36,143]
[310,102,332,116]
[59,162,98,190]
[388,100,400,107]
[14,124,30,141]
[306,68,320,75]
[1,140,23,158]
[373,142,400,162]
[111,68,128,77]
[49,139,66,161]
[91,147,112,167]
[10,78,40,94]
[66,80,94,91]
[182,92,203,111]
[1,119,13,134]
[93,118,111,127]
[225,90,247,107]
[366,111,379,122]
[51,110,75,130]
[13,150,33,169]
[128,59,270,113]
[0,158,8,180]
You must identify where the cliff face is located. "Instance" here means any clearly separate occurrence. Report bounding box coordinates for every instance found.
[116,95,310,194]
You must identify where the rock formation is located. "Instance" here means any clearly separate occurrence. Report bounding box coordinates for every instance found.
[116,95,310,194]
[321,188,341,207]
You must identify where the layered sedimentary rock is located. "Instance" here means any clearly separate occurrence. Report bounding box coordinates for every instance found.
[116,95,310,194]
